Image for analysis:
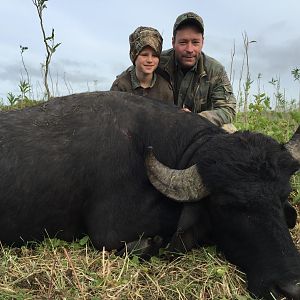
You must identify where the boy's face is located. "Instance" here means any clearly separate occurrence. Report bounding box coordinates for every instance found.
[135,46,159,75]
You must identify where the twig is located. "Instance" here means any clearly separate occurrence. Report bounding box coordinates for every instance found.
[63,247,86,299]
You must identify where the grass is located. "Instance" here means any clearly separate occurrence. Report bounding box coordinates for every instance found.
[1,229,300,300]
[0,100,299,299]
[0,99,43,111]
[0,241,250,300]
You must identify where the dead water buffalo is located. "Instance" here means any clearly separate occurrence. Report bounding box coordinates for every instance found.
[0,91,299,299]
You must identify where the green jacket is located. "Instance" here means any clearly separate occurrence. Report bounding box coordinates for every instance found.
[110,66,174,103]
[158,49,236,126]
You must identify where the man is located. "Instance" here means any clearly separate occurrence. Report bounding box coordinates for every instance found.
[159,12,236,129]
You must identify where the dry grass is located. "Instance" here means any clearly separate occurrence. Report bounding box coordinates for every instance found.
[0,241,251,300]
[1,201,300,300]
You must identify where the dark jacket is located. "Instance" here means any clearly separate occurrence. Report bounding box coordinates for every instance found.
[158,49,236,126]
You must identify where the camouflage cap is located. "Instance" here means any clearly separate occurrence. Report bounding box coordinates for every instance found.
[129,26,163,64]
[173,12,204,35]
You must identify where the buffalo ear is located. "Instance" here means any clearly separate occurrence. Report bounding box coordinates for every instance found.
[284,201,297,229]
[285,125,300,166]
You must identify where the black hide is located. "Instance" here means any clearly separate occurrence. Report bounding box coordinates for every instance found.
[0,91,299,299]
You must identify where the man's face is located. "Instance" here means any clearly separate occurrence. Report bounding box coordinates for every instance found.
[172,26,204,70]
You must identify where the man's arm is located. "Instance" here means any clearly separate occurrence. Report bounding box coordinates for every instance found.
[199,67,236,126]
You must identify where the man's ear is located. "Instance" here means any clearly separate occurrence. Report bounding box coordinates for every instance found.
[172,36,175,48]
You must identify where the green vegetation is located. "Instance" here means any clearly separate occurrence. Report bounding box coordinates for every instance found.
[32,0,61,101]
[0,0,60,105]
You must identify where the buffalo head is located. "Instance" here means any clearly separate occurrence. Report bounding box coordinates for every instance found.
[146,125,300,299]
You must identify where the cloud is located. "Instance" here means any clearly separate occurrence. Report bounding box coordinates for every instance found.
[1,0,299,102]
[253,36,300,73]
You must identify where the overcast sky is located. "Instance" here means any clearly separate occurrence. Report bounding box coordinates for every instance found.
[1,0,300,107]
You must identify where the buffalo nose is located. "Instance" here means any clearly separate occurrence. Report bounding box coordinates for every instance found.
[277,281,300,300]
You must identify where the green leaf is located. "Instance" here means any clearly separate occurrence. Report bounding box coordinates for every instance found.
[79,235,90,246]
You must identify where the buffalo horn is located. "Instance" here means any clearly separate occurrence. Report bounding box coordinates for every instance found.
[285,125,300,163]
[145,147,209,201]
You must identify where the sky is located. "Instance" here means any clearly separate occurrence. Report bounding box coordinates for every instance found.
[1,0,300,107]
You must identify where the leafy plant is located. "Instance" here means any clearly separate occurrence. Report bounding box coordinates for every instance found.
[249,92,271,113]
[269,77,287,111]
[6,92,20,106]
[19,45,30,87]
[32,0,61,100]
[291,67,300,109]
[18,80,31,101]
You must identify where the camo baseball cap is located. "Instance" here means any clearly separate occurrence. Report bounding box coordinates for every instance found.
[129,26,163,64]
[173,12,204,35]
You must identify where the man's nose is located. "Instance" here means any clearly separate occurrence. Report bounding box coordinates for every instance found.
[185,42,193,52]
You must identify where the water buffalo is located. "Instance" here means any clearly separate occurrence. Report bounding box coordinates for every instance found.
[0,91,299,299]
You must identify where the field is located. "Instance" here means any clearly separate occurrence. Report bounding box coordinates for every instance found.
[1,1,299,297]
[0,103,299,299]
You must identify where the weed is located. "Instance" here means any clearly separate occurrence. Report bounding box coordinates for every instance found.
[6,92,20,106]
[32,0,61,100]
[292,67,300,109]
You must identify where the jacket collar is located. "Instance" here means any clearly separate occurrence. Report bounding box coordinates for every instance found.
[160,49,207,80]
[129,66,157,89]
